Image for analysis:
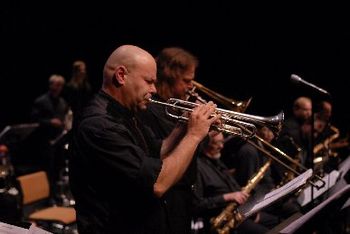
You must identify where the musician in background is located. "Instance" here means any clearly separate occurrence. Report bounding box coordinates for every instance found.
[31,74,68,144]
[274,96,313,183]
[30,74,69,191]
[313,101,334,142]
[313,100,348,172]
[193,131,279,234]
[69,45,219,233]
[234,126,275,195]
[63,60,94,127]
[138,47,200,233]
[318,100,332,122]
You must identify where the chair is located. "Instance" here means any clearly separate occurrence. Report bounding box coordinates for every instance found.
[17,170,76,233]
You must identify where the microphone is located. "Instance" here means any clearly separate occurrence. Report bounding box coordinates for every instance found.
[290,74,330,96]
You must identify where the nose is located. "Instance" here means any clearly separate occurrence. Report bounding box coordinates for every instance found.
[150,84,157,95]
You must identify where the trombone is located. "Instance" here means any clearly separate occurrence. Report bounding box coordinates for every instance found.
[190,80,252,113]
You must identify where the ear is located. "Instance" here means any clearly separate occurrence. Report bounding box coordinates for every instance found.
[114,66,128,85]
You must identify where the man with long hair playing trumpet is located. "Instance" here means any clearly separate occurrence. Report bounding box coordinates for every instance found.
[138,47,201,234]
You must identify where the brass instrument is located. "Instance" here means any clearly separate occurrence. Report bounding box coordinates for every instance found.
[187,82,282,136]
[211,159,272,234]
[190,81,252,113]
[277,136,303,187]
[313,125,340,155]
[148,98,284,139]
[313,126,340,174]
[245,130,325,189]
[184,86,326,189]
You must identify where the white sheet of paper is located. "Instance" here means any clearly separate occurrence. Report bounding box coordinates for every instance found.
[0,222,28,234]
[28,225,53,234]
[244,169,313,218]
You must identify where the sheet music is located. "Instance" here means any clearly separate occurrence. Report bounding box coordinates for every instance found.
[338,154,350,178]
[297,170,339,206]
[243,169,313,218]
[0,222,28,234]
[28,225,52,234]
[0,222,52,234]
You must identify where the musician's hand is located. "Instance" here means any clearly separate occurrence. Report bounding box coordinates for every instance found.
[223,191,248,205]
[208,130,221,137]
[50,118,64,128]
[187,102,219,141]
[253,212,261,223]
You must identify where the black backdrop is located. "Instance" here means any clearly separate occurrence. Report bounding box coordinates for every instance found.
[1,2,350,135]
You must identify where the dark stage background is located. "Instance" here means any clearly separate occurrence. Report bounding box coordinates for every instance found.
[1,2,350,136]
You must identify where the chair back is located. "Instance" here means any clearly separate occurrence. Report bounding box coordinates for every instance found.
[17,171,50,205]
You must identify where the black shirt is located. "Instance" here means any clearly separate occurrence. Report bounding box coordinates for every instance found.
[69,90,166,234]
[138,94,197,234]
[234,139,275,196]
[193,154,241,218]
[31,92,68,140]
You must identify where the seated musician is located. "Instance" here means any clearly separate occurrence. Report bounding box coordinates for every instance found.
[193,131,279,234]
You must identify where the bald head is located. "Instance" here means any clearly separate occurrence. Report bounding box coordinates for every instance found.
[103,45,156,87]
[293,96,312,121]
[293,97,311,109]
[101,45,157,111]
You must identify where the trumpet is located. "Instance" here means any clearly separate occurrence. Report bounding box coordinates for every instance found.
[313,125,340,155]
[148,98,284,139]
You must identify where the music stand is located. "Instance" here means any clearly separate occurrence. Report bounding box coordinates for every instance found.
[0,123,39,146]
[0,123,40,174]
[338,154,350,182]
[279,184,350,234]
[238,169,313,220]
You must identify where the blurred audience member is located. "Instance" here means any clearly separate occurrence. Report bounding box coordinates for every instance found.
[31,74,69,190]
[63,60,94,125]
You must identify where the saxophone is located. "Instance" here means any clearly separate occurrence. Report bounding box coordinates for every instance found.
[211,159,272,234]
[313,125,340,155]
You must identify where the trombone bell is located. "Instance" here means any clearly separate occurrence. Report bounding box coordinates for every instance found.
[191,80,252,113]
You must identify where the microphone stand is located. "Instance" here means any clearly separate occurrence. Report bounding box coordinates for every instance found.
[310,103,316,208]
